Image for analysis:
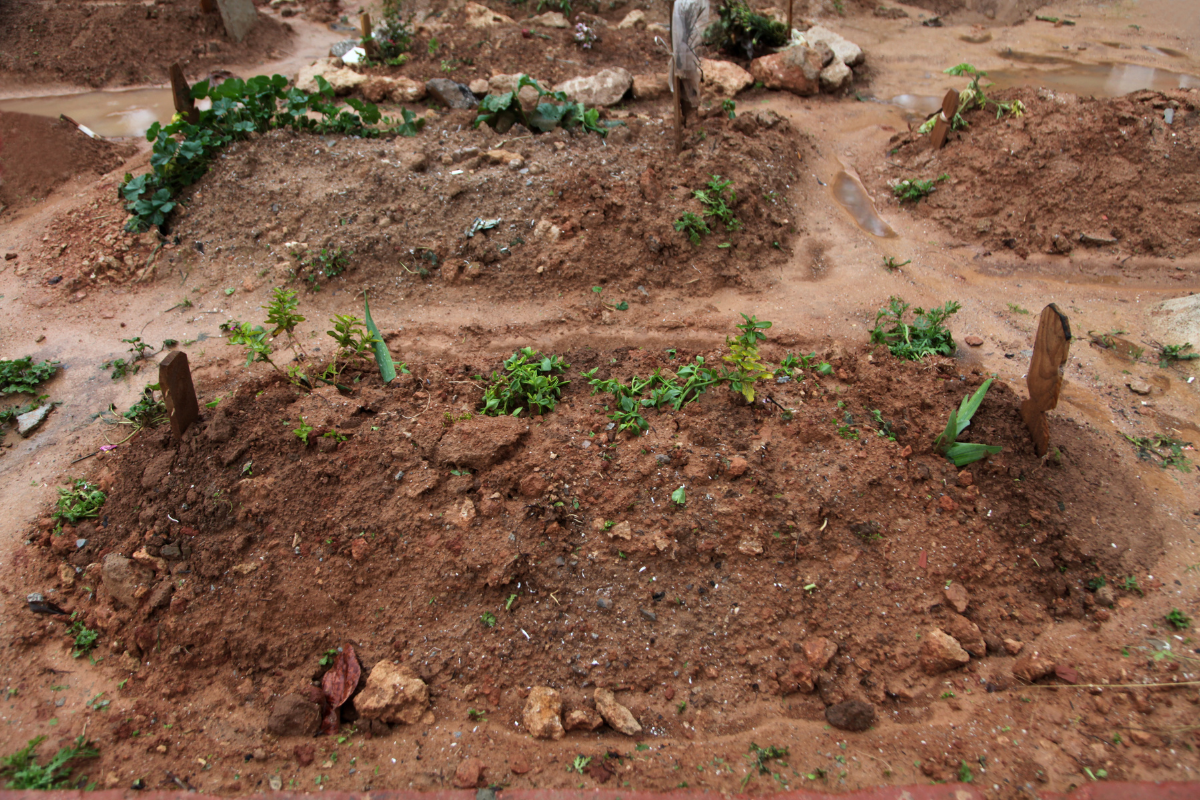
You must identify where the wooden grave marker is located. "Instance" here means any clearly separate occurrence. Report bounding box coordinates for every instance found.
[1020,303,1072,456]
[929,88,959,150]
[159,351,200,440]
[360,13,380,58]
[169,64,200,125]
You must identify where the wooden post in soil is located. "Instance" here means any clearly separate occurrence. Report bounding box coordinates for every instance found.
[159,351,200,440]
[360,12,379,58]
[670,0,683,154]
[928,87,959,150]
[787,0,794,36]
[1019,304,1072,456]
[169,63,200,125]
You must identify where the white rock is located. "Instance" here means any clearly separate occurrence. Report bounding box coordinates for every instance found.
[819,59,852,92]
[16,404,52,437]
[616,9,646,29]
[554,67,632,107]
[464,1,513,28]
[528,10,568,27]
[803,24,864,66]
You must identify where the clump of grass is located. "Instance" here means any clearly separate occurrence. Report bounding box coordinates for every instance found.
[869,296,961,360]
[934,378,1003,466]
[1165,608,1192,631]
[1158,342,1198,368]
[1,735,98,790]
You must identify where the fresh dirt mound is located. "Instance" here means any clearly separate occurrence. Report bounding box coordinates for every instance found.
[9,336,1177,788]
[117,110,803,297]
[0,111,135,211]
[878,87,1200,260]
[0,0,292,89]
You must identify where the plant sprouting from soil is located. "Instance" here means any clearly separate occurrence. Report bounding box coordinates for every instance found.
[479,348,570,417]
[318,648,339,666]
[742,743,788,786]
[723,313,773,402]
[480,611,496,628]
[939,63,1026,128]
[265,287,306,343]
[293,417,314,445]
[374,0,414,60]
[69,619,99,659]
[892,174,948,203]
[882,255,910,271]
[705,0,789,60]
[694,174,742,233]
[671,486,686,506]
[123,385,167,428]
[0,357,59,396]
[326,315,377,360]
[1,735,98,790]
[1158,342,1198,368]
[1165,608,1192,630]
[1124,433,1194,473]
[958,760,974,783]
[474,75,606,136]
[722,99,736,119]
[673,211,710,245]
[934,378,1003,466]
[869,296,961,360]
[54,479,106,525]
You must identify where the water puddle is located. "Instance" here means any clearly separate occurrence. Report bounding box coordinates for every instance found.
[830,170,896,238]
[0,88,204,138]
[989,62,1200,96]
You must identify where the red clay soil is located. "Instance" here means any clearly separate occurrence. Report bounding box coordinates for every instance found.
[0,0,294,89]
[876,88,1200,261]
[0,112,136,212]
[5,329,1196,793]
[23,108,807,301]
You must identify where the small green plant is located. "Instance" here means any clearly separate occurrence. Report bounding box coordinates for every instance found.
[1158,342,1199,368]
[694,174,742,233]
[1087,576,1106,591]
[53,479,106,525]
[474,75,606,137]
[743,743,788,785]
[673,211,710,245]
[299,247,352,287]
[1165,608,1192,631]
[882,255,910,271]
[570,755,591,774]
[265,287,305,339]
[318,648,339,666]
[1,735,98,789]
[1125,433,1194,473]
[706,0,789,59]
[671,486,686,506]
[293,417,314,444]
[505,594,517,611]
[1123,575,1142,595]
[938,63,1026,129]
[869,296,961,360]
[322,430,348,443]
[1007,303,1030,315]
[467,708,487,721]
[892,174,948,203]
[479,348,570,417]
[934,378,1003,466]
[958,760,973,783]
[480,611,497,628]
[69,620,99,659]
[326,315,377,359]
[721,99,736,119]
[0,357,59,395]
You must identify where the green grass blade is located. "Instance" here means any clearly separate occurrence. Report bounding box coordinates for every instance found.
[363,293,396,384]
[955,377,993,436]
[945,442,1002,466]
[934,408,958,454]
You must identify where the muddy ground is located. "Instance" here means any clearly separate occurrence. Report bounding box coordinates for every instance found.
[1,0,1199,797]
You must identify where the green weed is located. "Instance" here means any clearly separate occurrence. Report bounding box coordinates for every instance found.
[293,417,314,444]
[1166,608,1192,631]
[934,378,1003,466]
[480,611,496,628]
[54,480,106,525]
[0,357,59,395]
[882,255,910,271]
[1158,342,1198,368]
[1124,433,1194,473]
[479,348,570,417]
[1,735,98,789]
[69,620,99,659]
[673,211,710,245]
[706,0,789,59]
[869,296,961,360]
[474,75,605,136]
[892,174,948,203]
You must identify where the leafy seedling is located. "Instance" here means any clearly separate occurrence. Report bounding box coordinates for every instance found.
[1165,608,1192,631]
[293,417,314,445]
[706,0,789,59]
[474,75,606,137]
[53,480,106,525]
[0,357,59,396]
[882,255,910,271]
[671,486,686,506]
[318,648,339,666]
[1,735,98,790]
[1158,342,1198,368]
[934,378,1003,466]
[479,348,569,417]
[69,620,99,659]
[480,611,496,628]
[1125,433,1193,473]
[869,296,961,360]
[892,174,948,203]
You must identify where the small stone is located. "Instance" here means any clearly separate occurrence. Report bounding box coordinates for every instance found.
[1095,584,1114,607]
[523,686,564,740]
[1079,232,1118,247]
[597,598,613,609]
[943,582,970,613]
[824,700,877,732]
[1127,380,1152,395]
[1012,650,1056,682]
[527,10,568,27]
[737,538,763,556]
[640,607,657,622]
[425,78,478,110]
[564,707,603,731]
[616,9,645,28]
[802,637,838,670]
[469,78,490,96]
[919,629,970,674]
[964,335,984,347]
[940,613,986,658]
[16,404,53,437]
[453,757,485,788]
[356,662,430,724]
[727,456,748,477]
[594,688,641,735]
[266,694,321,737]
[554,68,633,107]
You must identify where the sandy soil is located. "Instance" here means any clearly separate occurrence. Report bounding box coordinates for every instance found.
[0,0,1199,796]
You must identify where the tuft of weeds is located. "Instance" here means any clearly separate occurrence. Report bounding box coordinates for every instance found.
[742,743,788,786]
[673,211,710,245]
[479,348,570,417]
[1,735,98,790]
[480,611,496,628]
[0,357,59,396]
[882,255,910,271]
[694,174,742,232]
[1165,608,1192,631]
[1007,303,1030,315]
[869,296,961,360]
[69,619,99,659]
[53,480,106,525]
[1158,342,1198,368]
[892,174,948,203]
[293,417,314,445]
[1124,433,1193,473]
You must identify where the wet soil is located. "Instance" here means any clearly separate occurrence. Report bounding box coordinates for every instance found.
[2,0,1200,796]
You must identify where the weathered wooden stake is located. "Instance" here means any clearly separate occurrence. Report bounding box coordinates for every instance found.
[360,13,379,57]
[159,351,200,440]
[786,0,794,36]
[928,88,959,150]
[1020,303,1072,456]
[169,63,200,125]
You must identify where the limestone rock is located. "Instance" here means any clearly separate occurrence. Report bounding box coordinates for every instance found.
[469,78,490,96]
[361,76,426,104]
[824,700,877,732]
[701,59,752,97]
[16,404,52,437]
[594,688,641,735]
[1012,650,1056,683]
[267,694,321,737]
[749,44,831,96]
[803,25,864,66]
[943,582,970,613]
[819,59,851,92]
[356,662,430,724]
[296,58,366,95]
[632,73,669,99]
[554,68,632,107]
[464,1,513,28]
[617,9,646,28]
[737,538,763,555]
[103,553,153,608]
[425,79,477,110]
[919,629,970,674]
[528,10,568,27]
[564,707,603,731]
[523,686,564,740]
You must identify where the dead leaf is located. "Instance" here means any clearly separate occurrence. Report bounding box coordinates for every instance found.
[320,645,361,734]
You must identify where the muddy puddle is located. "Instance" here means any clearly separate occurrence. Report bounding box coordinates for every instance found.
[0,88,205,138]
[990,59,1200,95]
[830,169,896,237]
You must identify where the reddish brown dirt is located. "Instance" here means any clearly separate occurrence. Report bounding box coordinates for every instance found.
[0,0,294,89]
[5,332,1196,793]
[0,112,136,212]
[875,87,1200,261]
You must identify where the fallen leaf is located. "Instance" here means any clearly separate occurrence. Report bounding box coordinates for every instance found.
[320,645,361,734]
